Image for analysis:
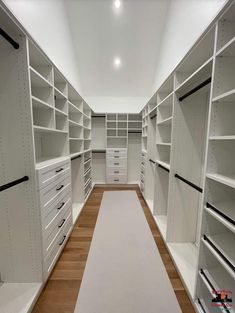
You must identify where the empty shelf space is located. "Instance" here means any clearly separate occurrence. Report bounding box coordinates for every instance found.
[54,87,67,100]
[157,116,173,125]
[34,125,67,134]
[156,142,171,146]
[216,36,235,57]
[30,66,52,88]
[212,89,235,103]
[68,119,83,127]
[207,173,235,189]
[31,95,53,110]
[55,107,67,117]
[68,101,83,114]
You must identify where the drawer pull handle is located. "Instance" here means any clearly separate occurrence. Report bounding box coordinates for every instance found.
[114,163,119,165]
[59,235,66,246]
[56,184,64,191]
[58,219,66,228]
[57,202,65,210]
[114,179,119,182]
[114,171,119,173]
[114,156,119,158]
[56,168,64,173]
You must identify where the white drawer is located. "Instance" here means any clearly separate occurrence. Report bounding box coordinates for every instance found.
[106,159,127,168]
[106,148,127,157]
[43,204,72,256]
[106,155,127,161]
[39,174,71,208]
[107,168,127,175]
[44,215,72,279]
[37,158,70,190]
[106,175,127,184]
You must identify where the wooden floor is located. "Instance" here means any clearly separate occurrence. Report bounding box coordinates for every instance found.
[32,185,195,313]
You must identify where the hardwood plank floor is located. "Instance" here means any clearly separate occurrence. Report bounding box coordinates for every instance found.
[32,185,195,313]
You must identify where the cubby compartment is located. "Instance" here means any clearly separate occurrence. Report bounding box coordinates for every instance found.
[55,111,68,132]
[117,129,127,137]
[213,42,235,98]
[157,94,173,123]
[83,102,91,118]
[28,41,53,84]
[207,140,235,188]
[84,128,91,140]
[68,106,83,125]
[216,3,235,52]
[117,121,127,129]
[148,94,157,113]
[107,114,116,121]
[107,137,127,148]
[205,178,235,232]
[34,131,68,164]
[128,121,142,130]
[107,121,116,129]
[157,75,174,103]
[70,139,83,155]
[69,124,83,139]
[32,99,54,128]
[83,116,91,129]
[92,151,106,184]
[142,136,147,152]
[54,68,67,97]
[202,211,235,279]
[156,145,171,166]
[107,129,116,137]
[91,115,106,150]
[117,114,127,121]
[175,27,215,88]
[55,98,67,114]
[156,124,172,144]
[210,98,235,137]
[31,80,54,106]
[68,85,83,111]
[128,114,142,121]
[84,140,91,151]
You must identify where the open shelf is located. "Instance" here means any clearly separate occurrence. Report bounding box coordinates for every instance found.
[54,67,67,97]
[157,74,174,103]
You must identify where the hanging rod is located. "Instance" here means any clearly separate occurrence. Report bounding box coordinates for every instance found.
[71,155,81,161]
[203,234,235,273]
[0,28,19,49]
[151,114,157,120]
[92,150,106,153]
[206,202,235,226]
[92,115,106,118]
[179,77,211,102]
[175,173,203,193]
[0,176,29,192]
[128,131,142,134]
[197,299,207,313]
[149,159,156,164]
[158,164,170,173]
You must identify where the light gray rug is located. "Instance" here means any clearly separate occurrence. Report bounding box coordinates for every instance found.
[74,191,182,313]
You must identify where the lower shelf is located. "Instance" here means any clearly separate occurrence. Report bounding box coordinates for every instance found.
[72,202,83,225]
[167,242,198,297]
[0,282,42,313]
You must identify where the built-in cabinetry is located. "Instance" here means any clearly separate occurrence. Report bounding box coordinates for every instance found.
[0,6,92,313]
[92,113,142,184]
[141,2,235,312]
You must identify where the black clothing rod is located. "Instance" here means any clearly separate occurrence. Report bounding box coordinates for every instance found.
[71,155,81,161]
[92,150,106,153]
[203,234,235,273]
[175,173,203,193]
[128,131,142,134]
[206,202,235,226]
[92,115,106,118]
[179,77,211,102]
[0,28,19,49]
[149,159,156,164]
[158,164,170,173]
[151,114,157,120]
[0,176,29,192]
[197,299,207,313]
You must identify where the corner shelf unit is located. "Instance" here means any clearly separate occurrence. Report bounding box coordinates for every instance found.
[140,3,235,310]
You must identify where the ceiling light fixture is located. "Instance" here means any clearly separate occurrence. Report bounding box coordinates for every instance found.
[114,57,121,68]
[114,0,121,9]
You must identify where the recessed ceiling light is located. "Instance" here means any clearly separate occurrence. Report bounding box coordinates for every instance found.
[114,0,121,9]
[114,57,121,68]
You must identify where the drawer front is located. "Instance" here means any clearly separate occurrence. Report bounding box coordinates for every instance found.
[106,175,127,184]
[106,159,127,168]
[107,167,127,175]
[44,207,72,256]
[43,196,72,242]
[106,155,127,161]
[39,175,71,208]
[106,148,127,157]
[44,215,72,279]
[37,158,70,189]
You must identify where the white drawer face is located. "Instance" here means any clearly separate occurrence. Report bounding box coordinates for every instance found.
[37,159,70,190]
[106,149,127,157]
[44,205,72,256]
[39,175,71,208]
[44,215,72,279]
[106,176,127,184]
[107,168,127,175]
[106,155,127,161]
[42,195,72,240]
[106,159,127,168]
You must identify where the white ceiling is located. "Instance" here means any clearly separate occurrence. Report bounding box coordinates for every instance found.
[65,0,170,98]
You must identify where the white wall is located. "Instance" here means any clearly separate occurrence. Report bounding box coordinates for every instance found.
[85,96,148,113]
[153,0,228,93]
[3,0,83,96]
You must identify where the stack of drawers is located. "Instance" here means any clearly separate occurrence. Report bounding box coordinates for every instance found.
[106,148,127,183]
[36,157,73,280]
